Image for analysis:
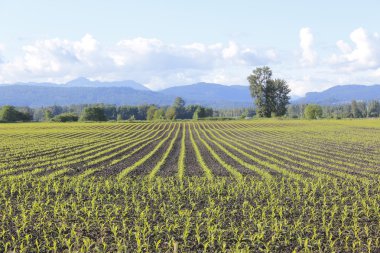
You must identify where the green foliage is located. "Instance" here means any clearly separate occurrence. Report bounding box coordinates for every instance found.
[80,107,107,121]
[173,97,185,108]
[192,109,199,120]
[117,106,139,120]
[146,106,158,121]
[44,110,53,121]
[52,113,79,122]
[173,97,186,119]
[304,104,323,119]
[248,66,291,117]
[368,100,380,117]
[165,107,176,120]
[153,109,165,120]
[0,105,31,122]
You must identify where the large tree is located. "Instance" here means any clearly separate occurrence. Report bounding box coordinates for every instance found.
[248,66,291,117]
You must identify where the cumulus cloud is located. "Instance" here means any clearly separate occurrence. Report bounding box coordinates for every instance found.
[0,35,277,88]
[329,27,380,71]
[2,27,380,96]
[299,27,317,66]
[222,41,239,59]
[0,43,4,63]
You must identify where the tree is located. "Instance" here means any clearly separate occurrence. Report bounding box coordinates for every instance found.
[173,97,186,119]
[146,106,158,121]
[165,107,176,120]
[44,110,53,121]
[351,100,363,118]
[304,104,323,119]
[248,66,291,117]
[192,108,199,120]
[173,97,185,108]
[117,106,138,120]
[0,106,31,122]
[153,109,165,120]
[192,106,209,120]
[137,105,149,120]
[367,100,380,117]
[103,105,117,120]
[80,107,106,121]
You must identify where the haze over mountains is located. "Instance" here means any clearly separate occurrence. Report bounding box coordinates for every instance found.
[0,78,379,107]
[295,85,380,105]
[0,78,253,108]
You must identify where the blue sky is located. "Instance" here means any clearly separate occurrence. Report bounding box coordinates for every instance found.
[1,1,380,95]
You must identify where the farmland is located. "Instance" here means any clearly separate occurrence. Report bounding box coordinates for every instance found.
[1,119,380,252]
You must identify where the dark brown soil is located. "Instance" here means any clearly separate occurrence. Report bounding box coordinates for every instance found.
[91,125,175,178]
[156,125,183,177]
[184,124,204,177]
[189,124,230,177]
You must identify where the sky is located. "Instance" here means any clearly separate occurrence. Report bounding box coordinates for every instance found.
[1,1,380,96]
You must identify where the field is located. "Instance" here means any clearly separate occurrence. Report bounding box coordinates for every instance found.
[1,119,380,252]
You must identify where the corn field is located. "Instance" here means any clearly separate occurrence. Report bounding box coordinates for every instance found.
[1,119,380,252]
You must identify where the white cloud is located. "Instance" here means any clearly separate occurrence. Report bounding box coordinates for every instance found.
[329,27,380,71]
[287,76,333,97]
[299,27,317,66]
[3,29,379,95]
[0,35,277,88]
[182,43,206,53]
[0,34,112,83]
[222,41,239,59]
[0,43,4,64]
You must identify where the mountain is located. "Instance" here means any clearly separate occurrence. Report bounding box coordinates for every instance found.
[65,77,150,91]
[1,78,150,90]
[161,82,253,107]
[1,80,379,108]
[0,80,253,108]
[295,85,380,105]
[0,85,172,107]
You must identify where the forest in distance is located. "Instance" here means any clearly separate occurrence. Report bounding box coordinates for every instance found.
[1,98,379,123]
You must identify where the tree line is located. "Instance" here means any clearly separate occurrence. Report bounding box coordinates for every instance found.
[0,97,214,122]
[2,66,380,122]
[288,100,380,119]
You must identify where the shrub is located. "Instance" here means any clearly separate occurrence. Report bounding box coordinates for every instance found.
[304,104,323,119]
[52,113,79,122]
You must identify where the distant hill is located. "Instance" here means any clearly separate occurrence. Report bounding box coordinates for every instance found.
[5,78,150,91]
[0,80,253,108]
[161,82,253,107]
[2,80,379,108]
[65,77,150,91]
[0,85,172,107]
[295,85,380,105]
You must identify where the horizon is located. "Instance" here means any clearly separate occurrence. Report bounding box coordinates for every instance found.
[1,1,380,96]
[1,77,380,98]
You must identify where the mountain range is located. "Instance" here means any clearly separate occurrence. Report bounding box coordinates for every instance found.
[0,78,253,108]
[295,85,380,105]
[0,78,379,108]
